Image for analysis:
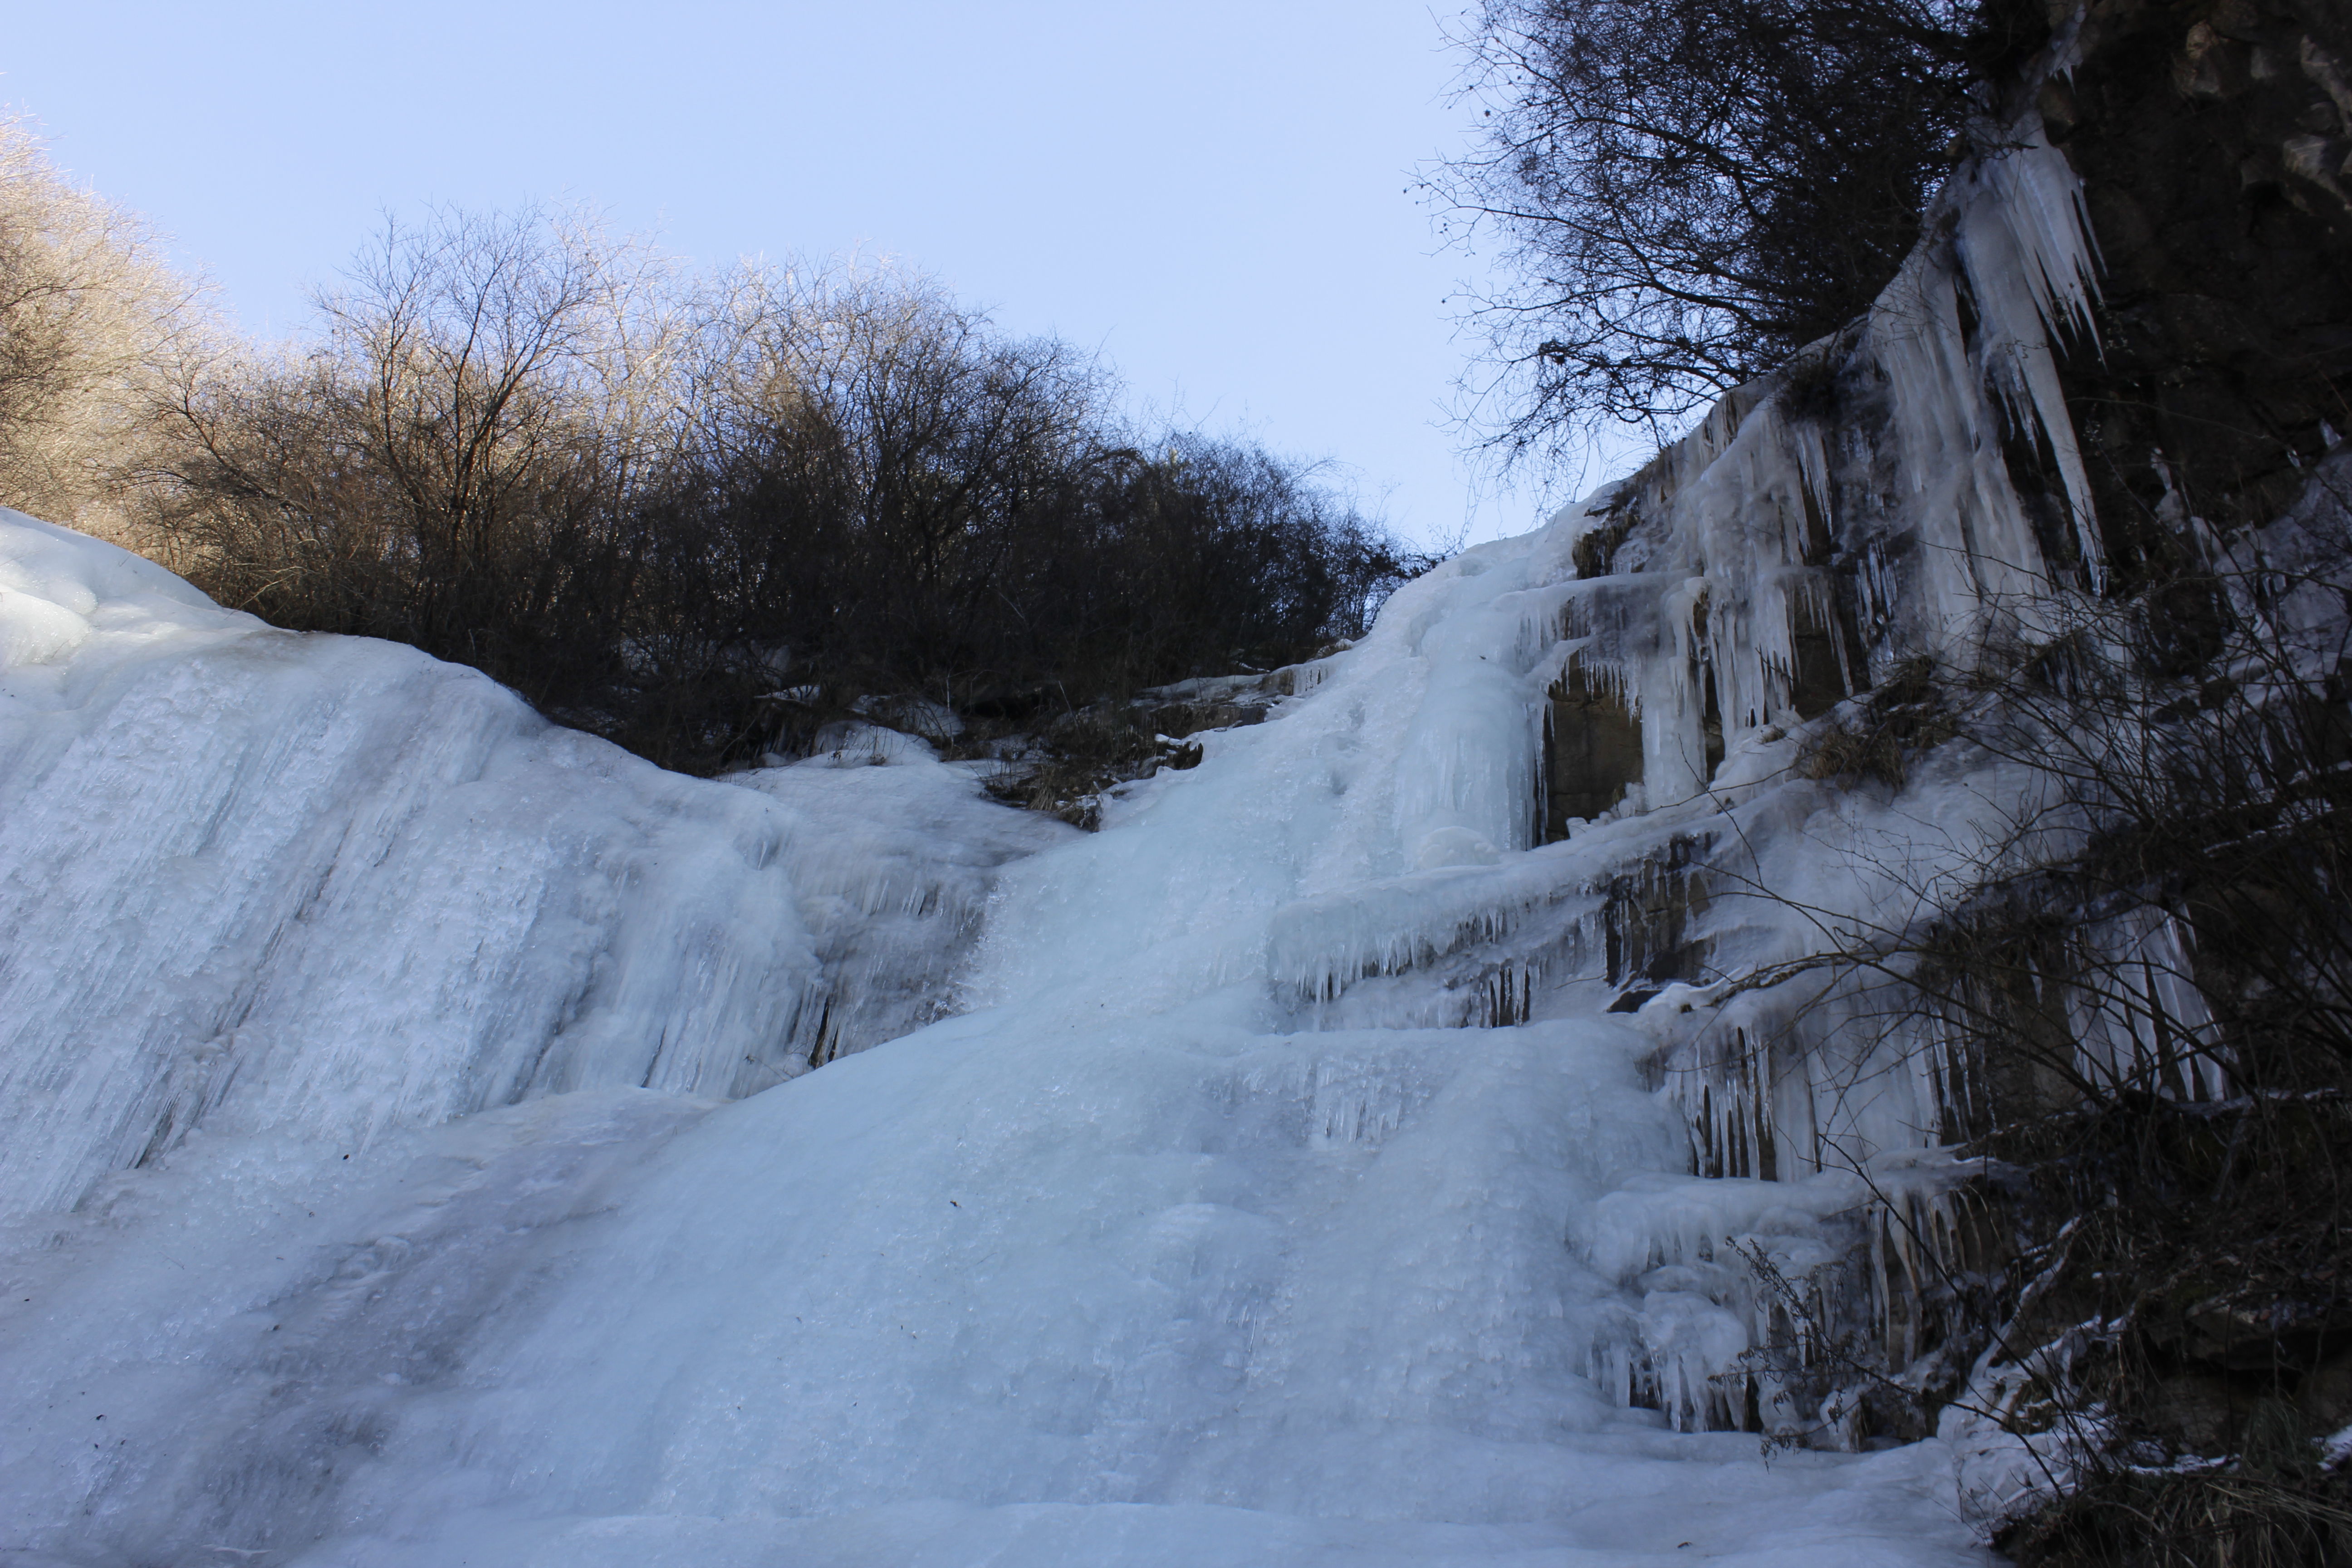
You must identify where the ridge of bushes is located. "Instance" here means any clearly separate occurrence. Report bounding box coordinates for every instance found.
[0,131,1428,778]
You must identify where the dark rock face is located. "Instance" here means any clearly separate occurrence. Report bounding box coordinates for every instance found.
[1953,7,2352,1476]
[2031,0,2352,568]
[1544,659,1645,833]
[1602,833,1712,988]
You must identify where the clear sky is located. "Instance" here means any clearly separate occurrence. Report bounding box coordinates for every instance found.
[2,0,1627,550]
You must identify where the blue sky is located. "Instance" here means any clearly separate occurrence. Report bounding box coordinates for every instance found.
[3,1,1619,548]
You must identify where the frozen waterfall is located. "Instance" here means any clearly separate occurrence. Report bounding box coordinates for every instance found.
[0,505,1995,1567]
[0,85,2133,1568]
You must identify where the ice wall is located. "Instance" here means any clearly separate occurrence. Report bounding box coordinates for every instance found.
[1187,78,2144,1451]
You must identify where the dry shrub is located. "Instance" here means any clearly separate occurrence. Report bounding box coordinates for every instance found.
[1749,486,2352,1555]
[2008,1464,2352,1567]
[978,710,1203,830]
[1798,655,1957,786]
[0,116,1427,783]
[137,209,1426,776]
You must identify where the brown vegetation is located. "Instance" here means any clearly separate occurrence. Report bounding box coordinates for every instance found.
[141,214,1423,777]
[1744,482,2352,1560]
[0,125,1424,781]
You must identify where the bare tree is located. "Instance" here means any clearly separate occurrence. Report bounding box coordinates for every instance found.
[0,114,209,535]
[1431,0,2037,463]
[153,205,685,653]
[145,230,1421,777]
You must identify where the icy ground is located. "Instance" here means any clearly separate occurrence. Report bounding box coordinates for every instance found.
[0,509,1993,1566]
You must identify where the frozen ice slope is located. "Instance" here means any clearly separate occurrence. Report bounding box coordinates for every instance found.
[0,77,2133,1568]
[0,509,1991,1567]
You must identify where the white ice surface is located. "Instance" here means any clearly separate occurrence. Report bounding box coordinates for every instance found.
[0,509,1991,1566]
[0,508,1067,1220]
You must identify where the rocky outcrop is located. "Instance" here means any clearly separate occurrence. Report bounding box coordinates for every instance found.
[2034,0,2352,558]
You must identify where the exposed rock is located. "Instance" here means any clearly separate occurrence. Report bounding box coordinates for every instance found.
[2026,0,2352,565]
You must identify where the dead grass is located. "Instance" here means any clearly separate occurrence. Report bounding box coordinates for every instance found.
[2006,1465,2352,1567]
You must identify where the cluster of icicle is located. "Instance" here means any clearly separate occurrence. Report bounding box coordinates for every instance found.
[1445,26,2352,1441]
[1564,104,2103,804]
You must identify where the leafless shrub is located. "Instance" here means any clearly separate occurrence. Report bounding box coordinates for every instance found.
[151,206,682,647]
[2007,1454,2352,1567]
[1797,655,1959,788]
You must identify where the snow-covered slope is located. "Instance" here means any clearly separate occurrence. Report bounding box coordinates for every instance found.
[0,72,2142,1568]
